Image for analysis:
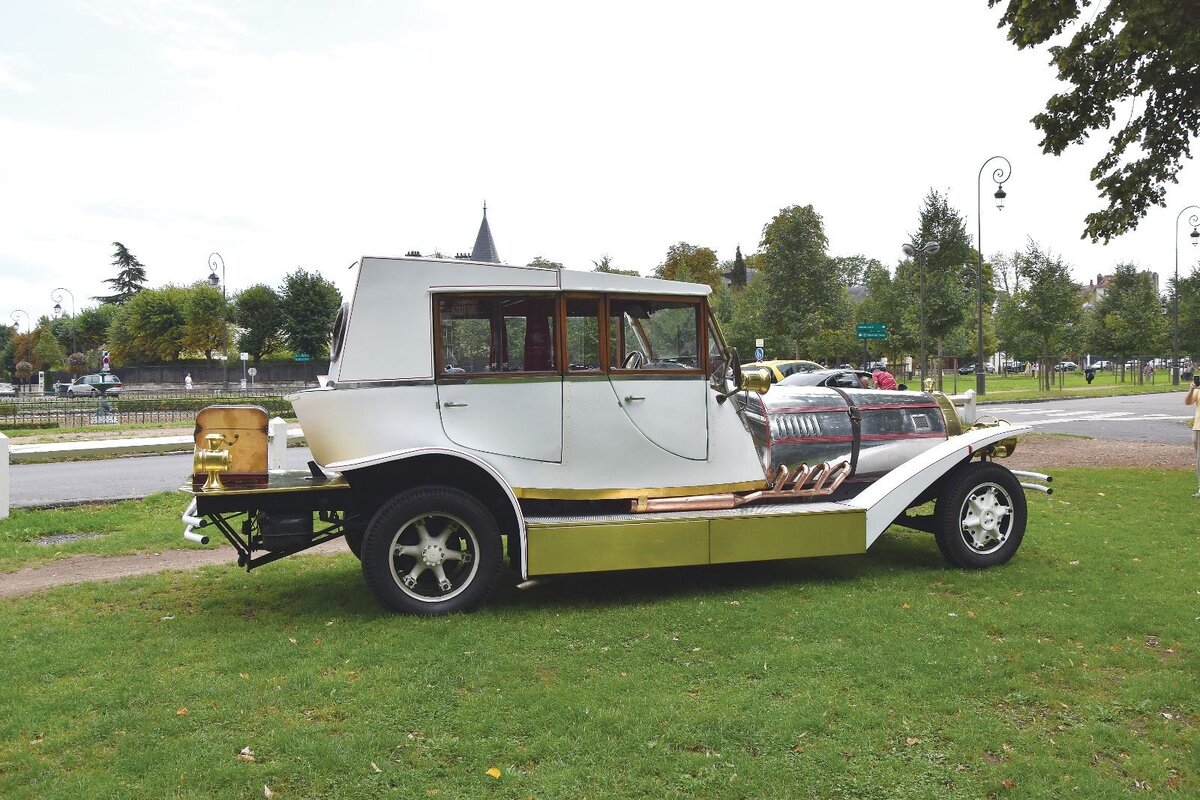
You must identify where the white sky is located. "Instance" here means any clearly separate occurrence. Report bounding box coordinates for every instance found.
[3,0,1200,328]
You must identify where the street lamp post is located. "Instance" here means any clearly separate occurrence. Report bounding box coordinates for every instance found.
[51,287,77,356]
[208,252,227,389]
[977,155,1011,396]
[902,241,941,389]
[10,309,30,393]
[1173,206,1200,386]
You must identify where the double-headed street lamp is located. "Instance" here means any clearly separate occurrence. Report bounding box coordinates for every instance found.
[902,241,941,389]
[207,252,228,389]
[1173,206,1200,386]
[977,155,1011,396]
[51,286,77,355]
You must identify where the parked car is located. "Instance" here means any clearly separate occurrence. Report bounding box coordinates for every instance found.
[1089,360,1113,371]
[66,374,122,397]
[1053,361,1078,372]
[778,368,879,389]
[742,359,824,383]
[957,363,996,375]
[0,382,15,397]
[1003,360,1025,373]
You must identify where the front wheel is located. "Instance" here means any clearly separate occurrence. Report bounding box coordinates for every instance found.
[933,462,1027,568]
[360,485,502,615]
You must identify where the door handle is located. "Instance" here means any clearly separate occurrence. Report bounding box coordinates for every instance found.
[442,401,469,408]
[623,395,645,403]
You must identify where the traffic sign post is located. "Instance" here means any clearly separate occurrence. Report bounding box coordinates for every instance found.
[855,323,887,340]
[754,347,764,361]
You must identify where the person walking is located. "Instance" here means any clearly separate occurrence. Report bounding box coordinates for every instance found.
[184,372,193,391]
[1188,376,1200,497]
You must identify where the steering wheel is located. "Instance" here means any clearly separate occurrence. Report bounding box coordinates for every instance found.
[623,351,644,369]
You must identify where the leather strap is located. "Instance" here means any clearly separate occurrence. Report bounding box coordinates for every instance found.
[829,387,862,477]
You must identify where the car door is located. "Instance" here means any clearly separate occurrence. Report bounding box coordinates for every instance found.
[435,293,563,463]
[606,296,708,460]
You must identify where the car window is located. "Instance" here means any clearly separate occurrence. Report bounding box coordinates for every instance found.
[565,298,601,372]
[609,298,701,372]
[437,295,558,374]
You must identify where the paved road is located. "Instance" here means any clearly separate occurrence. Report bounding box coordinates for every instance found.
[981,390,1194,444]
[9,447,314,509]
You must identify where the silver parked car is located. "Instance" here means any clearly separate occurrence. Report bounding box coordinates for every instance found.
[66,374,123,398]
[0,382,15,396]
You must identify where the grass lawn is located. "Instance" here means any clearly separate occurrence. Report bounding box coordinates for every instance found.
[931,371,1184,403]
[1,467,1197,798]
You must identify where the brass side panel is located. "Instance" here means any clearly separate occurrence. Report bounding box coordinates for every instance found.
[193,405,269,476]
[709,510,865,563]
[513,479,765,501]
[526,519,710,575]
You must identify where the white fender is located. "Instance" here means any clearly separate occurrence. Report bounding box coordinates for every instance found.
[328,446,529,577]
[844,423,1032,547]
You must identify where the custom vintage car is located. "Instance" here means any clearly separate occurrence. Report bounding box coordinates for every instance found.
[181,256,1049,615]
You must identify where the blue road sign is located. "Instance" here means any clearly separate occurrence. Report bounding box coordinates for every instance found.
[754,347,765,360]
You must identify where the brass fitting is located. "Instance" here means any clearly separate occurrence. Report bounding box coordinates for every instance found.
[739,367,773,395]
[194,432,238,491]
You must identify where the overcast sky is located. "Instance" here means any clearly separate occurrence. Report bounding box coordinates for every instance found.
[3,0,1200,329]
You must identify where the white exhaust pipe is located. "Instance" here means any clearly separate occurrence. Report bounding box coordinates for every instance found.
[1020,482,1053,495]
[1011,470,1052,483]
[183,529,210,545]
[181,499,210,544]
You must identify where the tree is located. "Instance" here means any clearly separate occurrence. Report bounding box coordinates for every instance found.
[74,304,118,354]
[854,258,907,368]
[279,268,342,359]
[234,284,285,362]
[758,205,852,362]
[1086,263,1168,381]
[108,286,188,362]
[990,0,1200,242]
[726,245,748,288]
[1178,267,1200,361]
[93,242,149,304]
[32,324,66,372]
[1003,242,1082,390]
[900,190,976,384]
[528,257,564,270]
[654,242,723,290]
[180,282,229,358]
[592,254,639,277]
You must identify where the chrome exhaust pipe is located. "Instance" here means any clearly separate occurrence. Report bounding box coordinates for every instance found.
[1011,470,1053,483]
[183,529,210,545]
[1020,482,1053,495]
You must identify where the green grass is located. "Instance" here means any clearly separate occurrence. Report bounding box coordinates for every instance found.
[0,467,1196,797]
[930,370,1185,403]
[0,493,218,572]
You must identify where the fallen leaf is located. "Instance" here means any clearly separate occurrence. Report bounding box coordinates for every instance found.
[906,737,921,746]
[160,615,174,621]
[1069,560,1080,566]
[264,786,274,798]
[238,746,256,762]
[288,638,298,645]
[1002,778,1016,789]
[240,673,250,680]
[371,761,382,773]
[486,767,502,779]
[176,707,188,717]
[902,602,910,609]
[967,610,976,618]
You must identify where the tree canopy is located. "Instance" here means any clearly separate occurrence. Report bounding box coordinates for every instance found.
[653,242,723,290]
[279,268,342,359]
[93,242,149,304]
[990,0,1200,241]
[234,285,285,362]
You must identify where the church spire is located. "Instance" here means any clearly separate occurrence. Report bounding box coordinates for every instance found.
[471,202,500,263]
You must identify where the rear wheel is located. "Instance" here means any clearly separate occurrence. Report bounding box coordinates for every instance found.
[360,485,502,615]
[933,462,1027,568]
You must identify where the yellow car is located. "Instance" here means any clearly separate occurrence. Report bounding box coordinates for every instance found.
[743,359,824,383]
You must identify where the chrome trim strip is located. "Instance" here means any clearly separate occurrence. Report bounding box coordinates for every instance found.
[330,378,436,390]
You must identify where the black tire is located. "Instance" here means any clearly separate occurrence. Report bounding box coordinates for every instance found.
[933,461,1027,569]
[360,485,502,615]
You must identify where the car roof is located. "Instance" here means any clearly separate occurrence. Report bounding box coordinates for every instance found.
[778,368,870,386]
